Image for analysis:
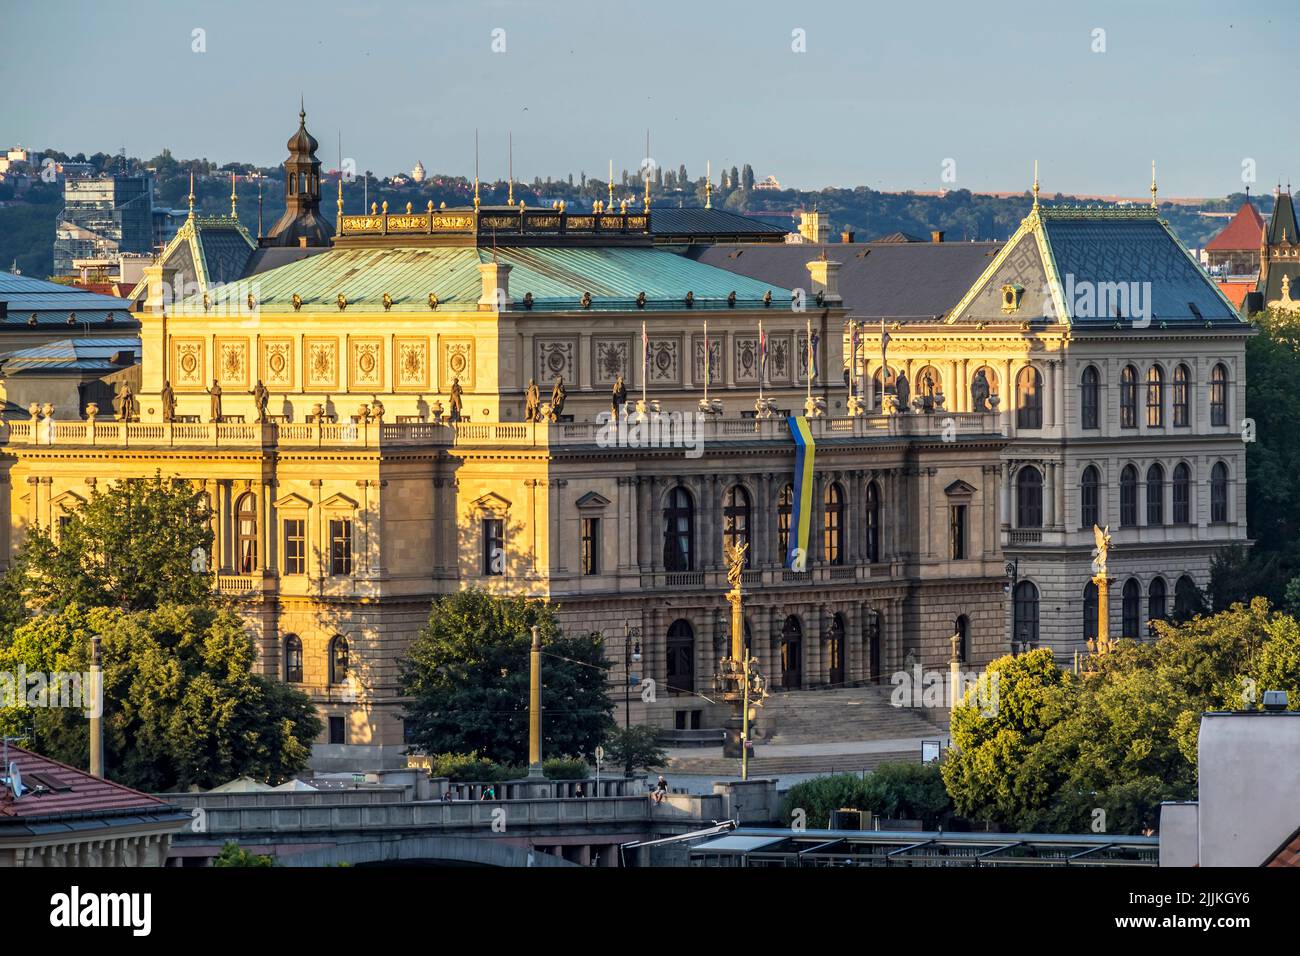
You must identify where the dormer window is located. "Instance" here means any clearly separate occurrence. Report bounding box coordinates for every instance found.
[1001,283,1025,314]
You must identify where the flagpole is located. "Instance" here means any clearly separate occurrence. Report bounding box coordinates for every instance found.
[641,319,649,407]
[805,316,813,408]
[703,319,709,405]
[758,318,765,403]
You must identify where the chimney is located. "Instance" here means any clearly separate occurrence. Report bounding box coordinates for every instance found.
[478,261,513,311]
[142,261,179,313]
[841,231,855,243]
[931,230,945,244]
[799,211,829,244]
[806,257,843,304]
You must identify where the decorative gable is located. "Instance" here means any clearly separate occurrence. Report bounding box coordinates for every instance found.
[574,491,611,510]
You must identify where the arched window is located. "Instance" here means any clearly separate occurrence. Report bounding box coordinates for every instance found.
[1013,581,1039,648]
[871,367,898,411]
[1172,463,1191,524]
[1120,364,1138,428]
[1173,364,1190,427]
[329,635,349,685]
[865,481,881,563]
[666,619,695,694]
[1016,466,1043,528]
[1080,465,1100,528]
[829,613,847,686]
[954,614,969,663]
[1083,581,1099,644]
[1120,464,1139,527]
[1174,574,1203,620]
[780,615,803,690]
[1146,365,1164,427]
[663,486,695,572]
[284,634,303,683]
[1080,365,1099,429]
[1016,366,1042,429]
[1148,577,1168,632]
[1210,363,1228,426]
[1211,461,1229,523]
[722,485,751,566]
[235,492,258,573]
[1122,579,1141,638]
[915,365,942,400]
[823,481,844,565]
[1146,463,1164,525]
[777,484,794,562]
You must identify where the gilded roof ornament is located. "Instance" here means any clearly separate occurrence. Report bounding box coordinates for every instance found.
[230,172,238,219]
[1150,159,1158,209]
[188,171,195,218]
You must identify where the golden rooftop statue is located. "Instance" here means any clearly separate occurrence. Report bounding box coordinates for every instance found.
[1150,159,1158,209]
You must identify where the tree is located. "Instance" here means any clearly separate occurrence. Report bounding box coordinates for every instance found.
[213,841,275,867]
[13,472,213,614]
[400,590,614,766]
[778,762,953,830]
[0,603,321,792]
[741,164,755,191]
[603,725,666,776]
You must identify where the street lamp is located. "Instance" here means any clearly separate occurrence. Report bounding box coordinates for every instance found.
[624,624,642,732]
[1004,558,1020,654]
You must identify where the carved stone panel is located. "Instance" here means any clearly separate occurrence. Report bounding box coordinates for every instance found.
[593,338,629,386]
[649,338,679,384]
[215,337,250,389]
[734,334,759,383]
[536,338,575,384]
[171,338,206,390]
[394,337,430,391]
[260,338,293,388]
[304,337,340,391]
[350,337,383,390]
[442,338,475,390]
[692,335,723,385]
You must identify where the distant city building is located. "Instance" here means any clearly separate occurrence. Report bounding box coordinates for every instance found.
[1204,199,1264,276]
[52,175,154,276]
[0,146,31,175]
[752,175,782,191]
[1255,187,1300,316]
[411,160,426,183]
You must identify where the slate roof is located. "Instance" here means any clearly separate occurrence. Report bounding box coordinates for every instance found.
[0,337,140,375]
[1205,201,1265,251]
[1038,208,1242,325]
[0,271,138,330]
[126,214,257,303]
[1266,191,1299,245]
[649,207,789,243]
[0,744,187,831]
[179,244,793,314]
[686,240,1004,320]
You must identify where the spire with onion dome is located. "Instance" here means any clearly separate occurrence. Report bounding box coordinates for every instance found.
[263,100,335,248]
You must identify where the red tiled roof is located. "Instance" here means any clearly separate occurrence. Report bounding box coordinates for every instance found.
[0,745,169,820]
[1206,201,1266,251]
[1266,824,1300,866]
[1217,280,1254,308]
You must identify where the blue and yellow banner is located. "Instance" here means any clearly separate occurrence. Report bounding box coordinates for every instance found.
[786,416,816,571]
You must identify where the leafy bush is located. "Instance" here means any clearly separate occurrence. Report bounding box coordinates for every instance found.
[543,757,590,779]
[779,762,953,830]
[213,841,275,867]
[427,752,501,782]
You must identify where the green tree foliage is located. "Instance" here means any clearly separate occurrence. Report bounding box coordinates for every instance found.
[603,724,667,776]
[213,841,275,867]
[778,762,953,830]
[401,590,614,766]
[0,603,321,792]
[943,601,1299,833]
[11,473,213,614]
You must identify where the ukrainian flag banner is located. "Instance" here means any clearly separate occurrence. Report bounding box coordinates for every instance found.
[786,416,816,571]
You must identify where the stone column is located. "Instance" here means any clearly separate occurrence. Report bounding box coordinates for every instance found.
[1044,461,1056,529]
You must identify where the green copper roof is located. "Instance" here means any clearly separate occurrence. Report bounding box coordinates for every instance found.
[177,245,791,314]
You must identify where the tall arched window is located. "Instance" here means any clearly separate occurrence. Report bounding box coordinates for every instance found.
[1172,463,1191,524]
[1120,464,1139,527]
[1080,365,1099,429]
[722,485,752,566]
[823,481,844,565]
[777,484,793,562]
[1016,366,1042,429]
[780,615,803,690]
[1211,461,1229,523]
[1122,579,1141,638]
[1146,365,1164,427]
[1080,465,1100,528]
[1146,463,1164,525]
[1016,466,1043,528]
[1083,581,1099,644]
[662,486,695,572]
[1173,364,1190,427]
[1148,577,1168,633]
[865,481,881,563]
[284,634,303,683]
[1210,363,1228,426]
[1013,581,1039,648]
[666,619,695,695]
[235,492,258,573]
[329,635,349,685]
[1120,364,1138,428]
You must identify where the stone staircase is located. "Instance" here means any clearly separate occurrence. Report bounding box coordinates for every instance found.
[752,685,949,745]
[667,749,918,777]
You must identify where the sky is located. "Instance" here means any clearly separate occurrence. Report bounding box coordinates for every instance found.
[1,0,1295,197]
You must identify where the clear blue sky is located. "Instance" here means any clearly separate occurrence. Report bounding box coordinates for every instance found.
[1,0,1293,197]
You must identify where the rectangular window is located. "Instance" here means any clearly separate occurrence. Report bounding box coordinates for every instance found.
[482,518,504,576]
[328,715,346,745]
[581,517,600,575]
[949,504,967,560]
[329,518,353,576]
[283,518,306,575]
